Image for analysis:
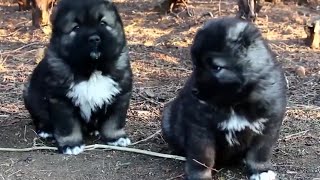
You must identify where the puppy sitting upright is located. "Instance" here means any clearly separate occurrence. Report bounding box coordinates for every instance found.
[161,17,287,180]
[23,0,132,155]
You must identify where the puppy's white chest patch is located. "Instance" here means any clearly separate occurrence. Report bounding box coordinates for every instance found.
[67,71,121,122]
[218,110,268,146]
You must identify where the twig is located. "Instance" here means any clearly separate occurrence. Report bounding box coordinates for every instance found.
[138,92,162,105]
[279,130,309,141]
[23,125,27,142]
[0,146,57,152]
[286,105,320,111]
[0,144,187,161]
[192,159,221,173]
[218,0,221,16]
[0,42,43,55]
[7,170,21,178]
[0,174,5,180]
[0,115,9,118]
[166,174,184,180]
[0,26,25,37]
[131,129,162,146]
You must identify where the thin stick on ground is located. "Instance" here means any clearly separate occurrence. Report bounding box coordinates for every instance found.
[192,159,221,173]
[166,174,184,180]
[0,144,186,161]
[0,42,43,54]
[138,92,162,105]
[279,130,309,141]
[130,129,162,146]
[218,0,221,16]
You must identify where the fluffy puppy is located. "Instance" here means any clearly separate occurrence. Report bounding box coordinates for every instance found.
[23,0,132,155]
[161,17,287,180]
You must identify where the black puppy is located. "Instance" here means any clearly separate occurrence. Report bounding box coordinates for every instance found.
[161,17,287,180]
[23,0,132,155]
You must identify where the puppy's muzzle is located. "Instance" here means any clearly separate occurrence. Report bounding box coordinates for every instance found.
[88,35,101,45]
[88,35,101,60]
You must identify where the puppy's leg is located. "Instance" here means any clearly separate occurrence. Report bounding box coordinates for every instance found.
[99,92,131,147]
[245,125,281,180]
[49,98,84,155]
[23,85,53,139]
[185,130,215,180]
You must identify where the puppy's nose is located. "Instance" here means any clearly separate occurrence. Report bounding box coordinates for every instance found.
[88,35,101,45]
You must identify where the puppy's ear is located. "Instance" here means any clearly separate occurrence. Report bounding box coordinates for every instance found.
[50,6,58,25]
[190,29,204,67]
[190,28,206,67]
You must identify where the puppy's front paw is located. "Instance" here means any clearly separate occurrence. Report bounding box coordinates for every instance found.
[250,170,277,180]
[107,137,131,147]
[37,131,53,139]
[59,144,85,155]
[89,130,100,137]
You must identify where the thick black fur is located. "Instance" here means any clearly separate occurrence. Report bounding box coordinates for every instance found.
[23,0,132,154]
[161,17,287,180]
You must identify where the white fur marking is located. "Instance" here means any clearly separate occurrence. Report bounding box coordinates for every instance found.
[94,131,100,136]
[198,100,207,105]
[63,145,85,155]
[107,137,131,147]
[38,132,53,139]
[70,31,76,37]
[218,110,268,146]
[227,22,248,40]
[106,26,113,31]
[89,131,100,137]
[250,170,277,180]
[67,71,121,122]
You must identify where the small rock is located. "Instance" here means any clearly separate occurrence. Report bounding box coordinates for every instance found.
[282,16,290,22]
[144,89,155,98]
[295,65,306,77]
[283,26,294,34]
[292,15,304,24]
[143,40,153,46]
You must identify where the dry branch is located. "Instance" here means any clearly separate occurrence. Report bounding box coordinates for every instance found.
[131,129,162,145]
[0,42,43,55]
[279,130,309,141]
[192,159,221,172]
[0,144,186,161]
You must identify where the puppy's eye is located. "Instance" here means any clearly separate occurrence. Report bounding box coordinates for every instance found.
[72,25,80,31]
[211,64,222,72]
[100,21,107,26]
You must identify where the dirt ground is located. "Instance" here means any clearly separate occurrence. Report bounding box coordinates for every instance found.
[0,0,319,179]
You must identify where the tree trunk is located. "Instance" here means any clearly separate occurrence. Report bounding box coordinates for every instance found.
[305,17,320,49]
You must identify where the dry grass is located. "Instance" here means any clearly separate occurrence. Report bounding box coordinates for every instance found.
[0,0,319,179]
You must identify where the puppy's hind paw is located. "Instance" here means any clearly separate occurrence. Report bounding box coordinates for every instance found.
[250,170,277,180]
[107,137,131,147]
[59,144,85,155]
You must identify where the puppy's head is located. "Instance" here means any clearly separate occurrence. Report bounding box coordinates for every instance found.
[191,17,275,104]
[50,0,125,67]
